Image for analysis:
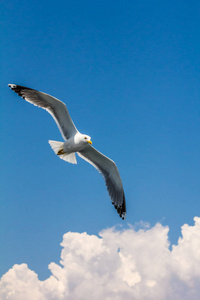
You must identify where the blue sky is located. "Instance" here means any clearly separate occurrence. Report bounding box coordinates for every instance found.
[1,0,200,283]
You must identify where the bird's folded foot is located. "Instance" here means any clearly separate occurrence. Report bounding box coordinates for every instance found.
[57,149,65,155]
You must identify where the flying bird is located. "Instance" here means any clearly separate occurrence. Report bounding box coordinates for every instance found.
[9,84,126,219]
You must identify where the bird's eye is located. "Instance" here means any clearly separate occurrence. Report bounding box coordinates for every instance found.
[84,137,87,140]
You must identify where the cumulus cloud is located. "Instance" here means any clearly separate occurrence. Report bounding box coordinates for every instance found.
[1,217,200,300]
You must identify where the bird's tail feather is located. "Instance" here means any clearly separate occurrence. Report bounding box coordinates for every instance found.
[48,140,77,164]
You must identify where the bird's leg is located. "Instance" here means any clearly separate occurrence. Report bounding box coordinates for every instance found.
[57,149,65,155]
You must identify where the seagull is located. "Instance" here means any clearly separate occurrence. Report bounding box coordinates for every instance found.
[9,84,126,219]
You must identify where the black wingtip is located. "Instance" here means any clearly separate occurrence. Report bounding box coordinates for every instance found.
[8,84,33,98]
[8,83,17,89]
[113,192,126,220]
[8,84,33,90]
[120,192,126,220]
[9,84,24,98]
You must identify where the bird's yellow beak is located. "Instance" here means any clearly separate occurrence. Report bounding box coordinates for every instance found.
[87,140,92,145]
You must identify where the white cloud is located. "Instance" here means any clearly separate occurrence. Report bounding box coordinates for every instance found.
[1,217,200,300]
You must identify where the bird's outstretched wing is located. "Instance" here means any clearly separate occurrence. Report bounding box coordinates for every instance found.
[78,145,126,219]
[9,84,77,140]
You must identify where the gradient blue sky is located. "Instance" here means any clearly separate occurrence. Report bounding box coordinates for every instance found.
[1,0,199,280]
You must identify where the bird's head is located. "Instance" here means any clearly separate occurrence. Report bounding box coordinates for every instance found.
[83,135,92,145]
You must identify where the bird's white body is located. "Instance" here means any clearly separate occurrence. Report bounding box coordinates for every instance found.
[49,132,92,164]
[63,133,91,153]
